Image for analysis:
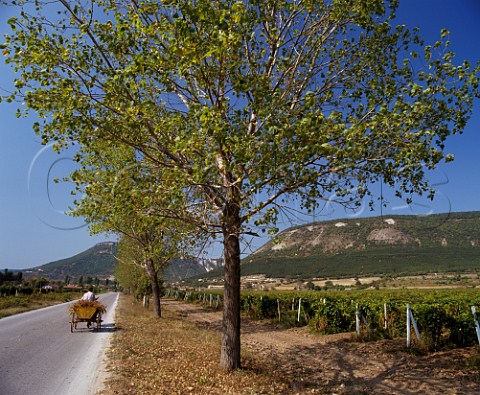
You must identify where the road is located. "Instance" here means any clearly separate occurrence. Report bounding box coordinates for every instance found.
[0,292,118,395]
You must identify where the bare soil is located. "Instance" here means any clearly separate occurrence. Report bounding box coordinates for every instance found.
[162,298,480,395]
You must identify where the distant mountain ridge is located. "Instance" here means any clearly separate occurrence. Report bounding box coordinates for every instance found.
[166,258,224,282]
[25,242,224,282]
[23,211,480,282]
[25,242,118,280]
[240,211,480,278]
[254,211,480,255]
[189,211,480,281]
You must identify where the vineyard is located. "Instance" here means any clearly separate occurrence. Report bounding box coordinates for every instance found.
[167,288,480,351]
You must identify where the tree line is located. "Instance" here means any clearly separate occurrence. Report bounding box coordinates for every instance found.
[0,269,23,285]
[0,269,117,296]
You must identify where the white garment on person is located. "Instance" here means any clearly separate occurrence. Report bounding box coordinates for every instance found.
[81,291,96,302]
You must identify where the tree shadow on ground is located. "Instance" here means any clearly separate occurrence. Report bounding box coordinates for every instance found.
[163,299,480,395]
[248,338,480,394]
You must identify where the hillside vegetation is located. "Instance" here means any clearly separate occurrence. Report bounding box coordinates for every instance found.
[25,242,117,280]
[243,211,480,278]
[195,211,480,280]
[23,212,480,282]
[24,243,222,282]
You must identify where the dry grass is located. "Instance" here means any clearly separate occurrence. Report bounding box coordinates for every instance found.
[0,293,82,319]
[101,294,294,395]
[69,299,107,314]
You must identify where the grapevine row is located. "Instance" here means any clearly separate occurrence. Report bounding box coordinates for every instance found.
[166,288,480,349]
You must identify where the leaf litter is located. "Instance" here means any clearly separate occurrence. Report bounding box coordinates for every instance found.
[99,295,480,394]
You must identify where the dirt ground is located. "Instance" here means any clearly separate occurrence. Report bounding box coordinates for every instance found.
[162,298,480,395]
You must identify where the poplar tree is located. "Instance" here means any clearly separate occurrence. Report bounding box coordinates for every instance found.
[70,143,198,317]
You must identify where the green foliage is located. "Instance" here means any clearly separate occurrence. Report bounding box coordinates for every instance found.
[310,297,355,334]
[0,284,18,296]
[245,294,279,320]
[173,287,480,350]
[0,269,23,285]
[414,305,449,350]
[465,352,480,372]
[3,0,479,239]
[116,235,153,299]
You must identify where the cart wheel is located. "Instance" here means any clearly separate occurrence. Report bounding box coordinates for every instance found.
[96,313,102,331]
[70,313,76,332]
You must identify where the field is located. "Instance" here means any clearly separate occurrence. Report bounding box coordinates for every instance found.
[172,286,480,351]
[101,293,480,394]
[0,292,82,319]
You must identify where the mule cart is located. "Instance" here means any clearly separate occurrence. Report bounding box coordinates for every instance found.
[69,301,106,332]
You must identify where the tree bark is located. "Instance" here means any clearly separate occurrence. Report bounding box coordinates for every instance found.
[143,294,149,308]
[220,202,242,371]
[145,258,162,318]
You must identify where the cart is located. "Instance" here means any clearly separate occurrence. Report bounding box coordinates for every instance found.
[70,303,103,332]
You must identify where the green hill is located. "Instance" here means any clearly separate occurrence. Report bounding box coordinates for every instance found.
[24,212,480,282]
[200,211,480,280]
[24,243,223,283]
[25,242,117,280]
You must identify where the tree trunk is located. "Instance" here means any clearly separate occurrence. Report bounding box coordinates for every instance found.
[220,203,242,371]
[143,294,149,308]
[145,258,162,318]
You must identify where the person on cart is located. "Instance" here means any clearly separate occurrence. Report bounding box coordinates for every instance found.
[81,286,98,302]
[80,287,99,328]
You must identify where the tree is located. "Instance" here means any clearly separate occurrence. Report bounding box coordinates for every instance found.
[69,144,202,317]
[116,234,154,301]
[33,277,49,291]
[118,227,180,318]
[0,269,22,285]
[3,0,478,370]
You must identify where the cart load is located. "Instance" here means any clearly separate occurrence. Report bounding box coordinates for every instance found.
[69,300,106,332]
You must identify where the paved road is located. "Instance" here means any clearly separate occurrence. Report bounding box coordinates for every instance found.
[0,292,118,395]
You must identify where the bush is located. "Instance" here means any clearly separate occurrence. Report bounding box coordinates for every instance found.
[18,287,34,295]
[446,314,477,348]
[415,305,449,351]
[0,285,16,296]
[310,298,354,334]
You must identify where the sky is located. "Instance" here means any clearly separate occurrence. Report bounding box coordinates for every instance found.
[1,0,479,270]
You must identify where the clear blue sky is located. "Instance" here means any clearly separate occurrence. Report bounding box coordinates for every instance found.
[1,0,479,270]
